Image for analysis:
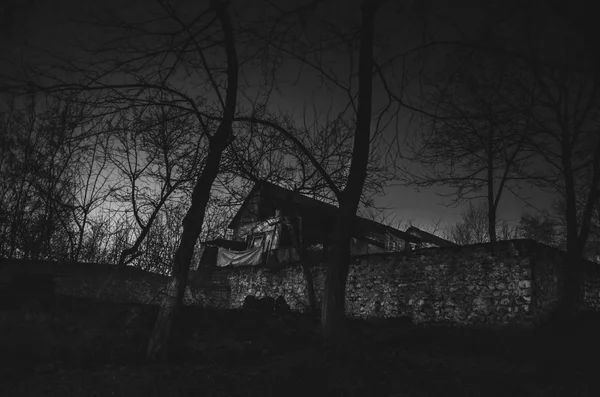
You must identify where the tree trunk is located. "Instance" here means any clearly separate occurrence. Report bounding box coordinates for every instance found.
[486,129,497,251]
[564,252,583,304]
[563,141,600,314]
[146,134,231,361]
[319,0,381,343]
[558,139,583,318]
[146,0,238,361]
[74,210,89,261]
[554,241,585,328]
[285,215,317,315]
[554,139,600,320]
[487,200,497,249]
[97,203,166,300]
[117,194,171,269]
[301,262,318,315]
[321,209,353,341]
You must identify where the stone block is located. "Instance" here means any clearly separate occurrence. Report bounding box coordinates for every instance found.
[519,280,531,288]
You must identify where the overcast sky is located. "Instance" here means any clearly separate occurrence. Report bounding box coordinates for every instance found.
[0,0,555,230]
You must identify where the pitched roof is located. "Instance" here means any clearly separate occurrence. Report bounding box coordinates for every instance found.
[406,226,458,247]
[228,181,422,244]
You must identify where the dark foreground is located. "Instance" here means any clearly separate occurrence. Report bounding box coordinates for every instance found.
[1,296,599,397]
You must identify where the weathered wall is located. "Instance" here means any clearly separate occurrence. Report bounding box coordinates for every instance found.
[202,240,539,325]
[8,239,600,326]
[189,239,598,325]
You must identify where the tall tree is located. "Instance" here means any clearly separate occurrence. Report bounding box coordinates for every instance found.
[516,6,599,313]
[145,0,239,360]
[319,0,383,340]
[4,0,272,357]
[238,0,391,341]
[447,0,600,314]
[405,53,530,249]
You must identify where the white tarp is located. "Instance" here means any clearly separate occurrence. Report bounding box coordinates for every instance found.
[216,246,263,267]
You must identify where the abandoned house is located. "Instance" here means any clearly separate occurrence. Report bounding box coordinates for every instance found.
[201,181,453,268]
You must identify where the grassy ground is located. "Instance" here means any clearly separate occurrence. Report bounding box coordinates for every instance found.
[1,295,599,396]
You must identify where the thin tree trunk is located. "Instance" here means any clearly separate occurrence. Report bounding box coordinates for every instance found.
[146,0,238,361]
[146,134,232,361]
[486,128,497,251]
[74,210,89,261]
[301,257,318,315]
[285,215,317,315]
[97,202,166,299]
[487,197,497,248]
[117,193,172,269]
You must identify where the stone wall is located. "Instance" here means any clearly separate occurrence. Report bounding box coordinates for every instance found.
[7,239,600,326]
[203,240,540,325]
[190,239,598,325]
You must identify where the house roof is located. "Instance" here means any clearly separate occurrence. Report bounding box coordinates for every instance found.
[406,226,458,247]
[228,181,422,244]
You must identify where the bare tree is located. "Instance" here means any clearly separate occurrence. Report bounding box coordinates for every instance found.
[505,6,600,313]
[105,101,205,269]
[6,0,253,358]
[68,129,115,262]
[405,52,530,249]
[234,0,394,342]
[0,93,93,260]
[316,0,384,341]
[446,202,489,245]
[408,0,600,316]
[138,1,245,361]
[447,201,516,245]
[224,107,388,317]
[10,0,280,357]
[1,0,457,349]
[517,211,563,248]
